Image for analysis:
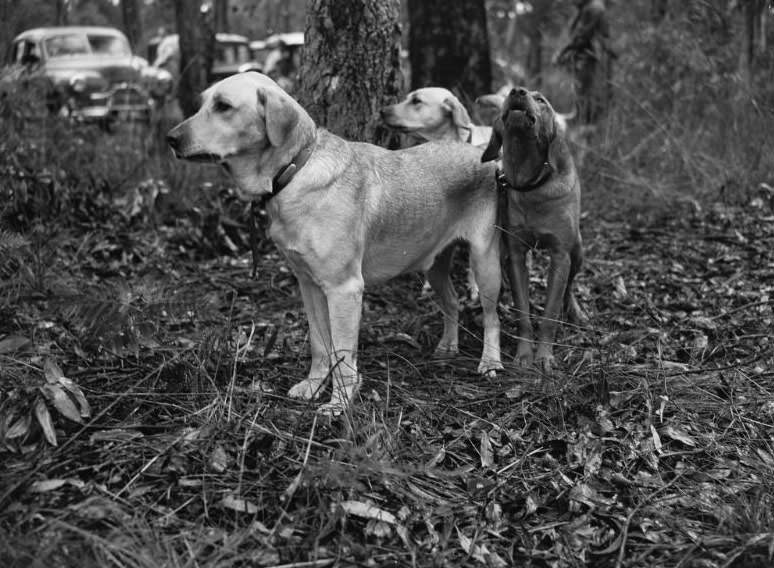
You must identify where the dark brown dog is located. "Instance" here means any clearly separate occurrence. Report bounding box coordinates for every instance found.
[482,87,586,372]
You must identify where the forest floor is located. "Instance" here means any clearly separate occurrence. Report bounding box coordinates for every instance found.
[1,119,773,568]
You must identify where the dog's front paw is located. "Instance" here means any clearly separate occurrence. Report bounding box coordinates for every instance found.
[434,342,459,358]
[288,378,326,400]
[478,359,504,377]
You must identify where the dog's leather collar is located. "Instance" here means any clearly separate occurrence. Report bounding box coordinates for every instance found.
[268,142,315,199]
[495,161,554,193]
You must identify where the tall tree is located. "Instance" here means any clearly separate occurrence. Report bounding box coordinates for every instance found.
[55,0,68,25]
[407,0,492,99]
[174,0,216,117]
[214,0,229,32]
[298,0,403,145]
[651,0,668,23]
[121,0,142,50]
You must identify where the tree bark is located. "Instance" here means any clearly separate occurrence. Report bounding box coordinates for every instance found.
[55,0,68,25]
[651,0,668,23]
[215,0,229,32]
[298,0,403,146]
[407,0,492,100]
[174,0,216,118]
[121,0,142,50]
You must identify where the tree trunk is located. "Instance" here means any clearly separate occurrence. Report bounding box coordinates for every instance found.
[215,0,229,32]
[121,0,142,50]
[55,0,68,25]
[741,0,765,84]
[651,0,668,23]
[407,0,492,100]
[174,0,216,118]
[526,29,543,88]
[298,0,403,146]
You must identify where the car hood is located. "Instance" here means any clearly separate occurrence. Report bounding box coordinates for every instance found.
[44,56,140,84]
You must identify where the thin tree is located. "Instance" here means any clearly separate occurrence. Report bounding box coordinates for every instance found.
[174,0,216,118]
[214,0,229,32]
[55,0,68,25]
[298,0,403,145]
[121,0,142,50]
[407,0,492,99]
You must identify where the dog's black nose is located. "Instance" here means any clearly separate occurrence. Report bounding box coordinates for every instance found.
[511,87,528,97]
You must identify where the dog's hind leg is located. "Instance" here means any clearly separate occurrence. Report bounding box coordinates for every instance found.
[564,240,588,325]
[536,249,571,373]
[427,246,459,357]
[507,238,535,367]
[469,236,503,376]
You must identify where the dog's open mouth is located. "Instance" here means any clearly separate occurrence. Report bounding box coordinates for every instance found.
[178,151,222,163]
[505,108,537,128]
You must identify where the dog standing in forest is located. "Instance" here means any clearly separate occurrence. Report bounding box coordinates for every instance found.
[380,87,490,301]
[167,72,504,413]
[482,87,586,372]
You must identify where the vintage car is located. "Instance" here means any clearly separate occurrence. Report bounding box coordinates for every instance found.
[147,32,261,84]
[4,26,163,124]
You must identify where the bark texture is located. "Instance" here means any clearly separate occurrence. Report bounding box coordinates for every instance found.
[121,0,142,50]
[174,0,216,118]
[407,0,492,99]
[298,0,403,145]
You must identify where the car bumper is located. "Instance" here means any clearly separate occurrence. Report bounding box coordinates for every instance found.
[70,83,151,122]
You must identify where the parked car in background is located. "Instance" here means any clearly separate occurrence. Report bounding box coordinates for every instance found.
[2,26,164,125]
[147,32,261,84]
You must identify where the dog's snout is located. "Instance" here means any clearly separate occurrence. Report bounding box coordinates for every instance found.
[511,87,528,97]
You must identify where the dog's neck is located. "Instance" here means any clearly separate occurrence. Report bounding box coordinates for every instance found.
[268,136,316,199]
[501,133,554,192]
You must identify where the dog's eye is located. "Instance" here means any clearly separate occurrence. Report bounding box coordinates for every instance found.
[411,97,422,106]
[213,99,233,113]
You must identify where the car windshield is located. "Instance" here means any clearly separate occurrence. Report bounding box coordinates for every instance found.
[44,33,130,58]
[88,34,131,56]
[45,34,90,57]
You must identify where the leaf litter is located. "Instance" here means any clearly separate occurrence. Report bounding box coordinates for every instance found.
[1,189,773,567]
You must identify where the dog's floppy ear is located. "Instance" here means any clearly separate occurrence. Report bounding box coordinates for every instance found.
[481,117,503,162]
[546,111,567,169]
[442,96,472,143]
[258,86,298,148]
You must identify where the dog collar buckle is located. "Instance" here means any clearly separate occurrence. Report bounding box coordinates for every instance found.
[272,163,297,193]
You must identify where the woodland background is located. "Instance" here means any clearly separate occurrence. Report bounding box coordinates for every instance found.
[1,1,774,567]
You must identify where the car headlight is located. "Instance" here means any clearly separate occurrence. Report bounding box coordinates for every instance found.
[70,74,87,93]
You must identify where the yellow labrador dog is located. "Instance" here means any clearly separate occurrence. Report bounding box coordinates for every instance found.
[380,87,492,148]
[167,72,503,413]
[380,87,490,302]
[482,87,586,373]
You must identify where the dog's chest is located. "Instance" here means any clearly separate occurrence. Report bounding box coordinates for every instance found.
[507,197,578,250]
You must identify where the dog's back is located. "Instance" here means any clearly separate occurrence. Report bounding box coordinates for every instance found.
[303,132,498,282]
